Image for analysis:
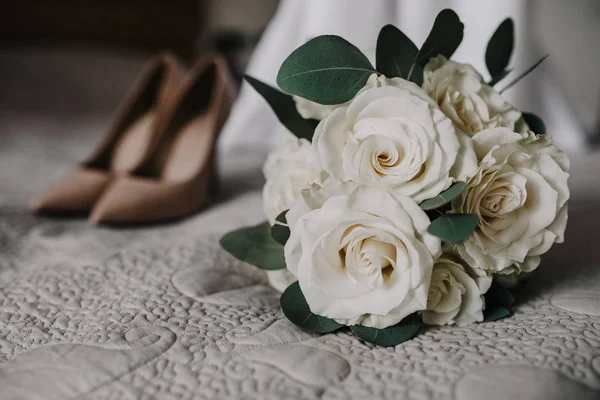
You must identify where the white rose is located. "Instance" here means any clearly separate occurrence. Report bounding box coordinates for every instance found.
[452,128,570,276]
[423,255,491,326]
[266,269,297,293]
[293,50,377,120]
[285,184,441,329]
[312,75,478,203]
[262,130,325,224]
[423,55,526,136]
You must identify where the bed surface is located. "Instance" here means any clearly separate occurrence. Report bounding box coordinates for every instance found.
[1,52,600,400]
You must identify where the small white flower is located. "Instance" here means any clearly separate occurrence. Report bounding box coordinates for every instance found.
[285,184,441,329]
[312,75,477,203]
[452,128,570,276]
[423,254,491,326]
[262,130,325,224]
[423,55,526,136]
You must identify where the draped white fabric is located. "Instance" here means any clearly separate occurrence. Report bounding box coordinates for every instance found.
[218,0,585,155]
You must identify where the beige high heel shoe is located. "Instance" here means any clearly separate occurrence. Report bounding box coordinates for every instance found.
[30,52,185,213]
[89,55,236,224]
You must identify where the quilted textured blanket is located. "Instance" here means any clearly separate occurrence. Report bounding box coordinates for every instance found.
[1,120,600,400]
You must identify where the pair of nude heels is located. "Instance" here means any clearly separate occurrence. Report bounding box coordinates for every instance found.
[30,52,236,224]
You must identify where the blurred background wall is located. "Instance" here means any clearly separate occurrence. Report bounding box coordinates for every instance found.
[0,0,598,150]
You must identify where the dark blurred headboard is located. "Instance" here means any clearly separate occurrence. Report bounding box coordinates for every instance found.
[0,1,205,59]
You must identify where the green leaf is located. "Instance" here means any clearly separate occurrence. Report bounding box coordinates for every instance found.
[270,210,290,246]
[376,24,419,79]
[484,306,510,322]
[483,280,514,322]
[486,19,514,82]
[416,9,464,67]
[351,313,422,347]
[486,279,515,308]
[522,111,546,134]
[427,213,478,242]
[419,182,466,211]
[281,282,343,333]
[488,68,512,87]
[277,35,377,105]
[409,64,424,86]
[220,222,286,270]
[245,76,319,141]
[500,54,549,94]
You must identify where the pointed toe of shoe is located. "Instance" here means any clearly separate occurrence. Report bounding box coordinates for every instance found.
[90,177,202,225]
[31,168,112,213]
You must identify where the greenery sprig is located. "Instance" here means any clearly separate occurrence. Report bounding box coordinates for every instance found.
[223,9,545,347]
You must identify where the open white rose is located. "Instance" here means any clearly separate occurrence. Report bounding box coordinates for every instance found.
[285,185,441,329]
[423,255,491,326]
[312,75,477,203]
[452,128,570,276]
[423,55,526,136]
[262,130,325,224]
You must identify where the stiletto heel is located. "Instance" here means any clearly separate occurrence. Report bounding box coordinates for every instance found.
[90,55,235,224]
[31,52,185,213]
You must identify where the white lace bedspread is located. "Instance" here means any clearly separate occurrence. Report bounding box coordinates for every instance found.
[1,123,600,400]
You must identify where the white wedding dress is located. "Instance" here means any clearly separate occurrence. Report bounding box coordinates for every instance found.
[219,0,585,156]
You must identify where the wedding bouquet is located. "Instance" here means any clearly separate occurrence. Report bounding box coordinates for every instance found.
[221,10,569,346]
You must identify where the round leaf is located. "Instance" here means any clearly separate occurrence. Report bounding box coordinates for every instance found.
[376,24,418,79]
[485,280,515,308]
[416,9,464,66]
[270,210,290,246]
[408,64,424,86]
[483,280,514,322]
[488,68,512,87]
[419,181,466,210]
[220,222,286,270]
[486,18,514,78]
[277,35,377,105]
[522,111,546,135]
[351,313,422,347]
[280,282,343,333]
[484,306,510,322]
[427,213,478,242]
[245,75,318,141]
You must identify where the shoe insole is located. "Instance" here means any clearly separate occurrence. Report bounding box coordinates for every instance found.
[110,111,156,173]
[161,113,214,182]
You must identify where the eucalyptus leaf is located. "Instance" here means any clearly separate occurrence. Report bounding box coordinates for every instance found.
[281,282,343,333]
[485,280,515,308]
[270,210,290,246]
[483,280,514,322]
[488,68,512,87]
[351,313,422,347]
[409,64,424,86]
[484,306,510,322]
[522,111,546,134]
[376,24,419,79]
[419,182,466,210]
[245,76,319,141]
[416,9,464,67]
[427,213,478,242]
[486,18,514,81]
[277,35,377,105]
[220,222,286,270]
